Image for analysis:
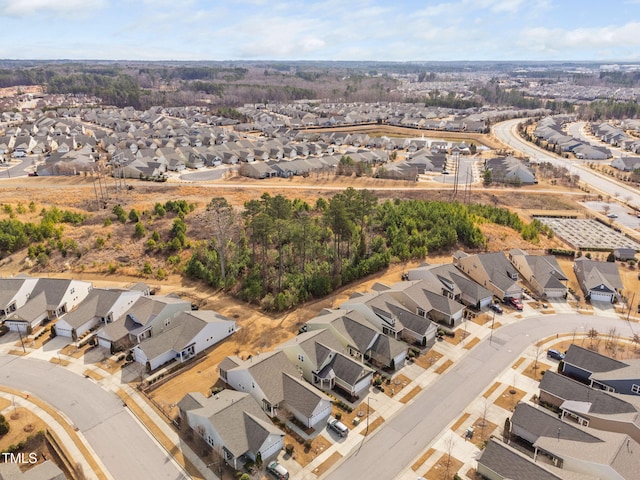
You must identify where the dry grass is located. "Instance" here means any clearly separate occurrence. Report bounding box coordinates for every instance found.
[60,343,92,359]
[463,337,480,350]
[332,403,374,430]
[414,350,443,369]
[363,416,385,436]
[450,412,471,432]
[49,357,70,366]
[284,433,330,468]
[83,369,105,381]
[470,418,498,448]
[400,386,422,404]
[423,453,464,480]
[311,451,343,477]
[483,382,502,399]
[0,398,11,411]
[511,357,526,370]
[471,313,492,326]
[436,359,453,375]
[412,448,436,471]
[0,407,47,451]
[522,360,552,381]
[8,349,28,356]
[491,322,503,330]
[494,387,527,411]
[383,374,412,398]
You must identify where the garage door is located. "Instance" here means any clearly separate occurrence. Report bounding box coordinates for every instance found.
[590,291,613,302]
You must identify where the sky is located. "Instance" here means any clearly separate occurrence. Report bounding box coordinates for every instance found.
[1,0,640,62]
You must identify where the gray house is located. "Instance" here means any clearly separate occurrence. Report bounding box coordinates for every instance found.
[573,258,623,303]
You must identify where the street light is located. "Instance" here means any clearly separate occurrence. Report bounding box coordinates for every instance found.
[489,309,496,345]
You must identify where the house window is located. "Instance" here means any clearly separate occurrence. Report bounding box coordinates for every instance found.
[632,384,640,394]
[298,354,304,362]
[164,318,170,327]
[70,288,75,294]
[417,308,426,317]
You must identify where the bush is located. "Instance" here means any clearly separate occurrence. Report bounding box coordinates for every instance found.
[0,414,9,436]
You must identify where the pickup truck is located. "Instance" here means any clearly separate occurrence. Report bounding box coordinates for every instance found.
[327,416,349,437]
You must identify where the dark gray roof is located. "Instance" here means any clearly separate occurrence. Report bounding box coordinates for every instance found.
[282,372,328,417]
[182,390,283,458]
[59,288,138,329]
[526,255,568,289]
[564,344,628,374]
[574,258,623,293]
[477,438,562,480]
[511,402,602,443]
[540,371,637,415]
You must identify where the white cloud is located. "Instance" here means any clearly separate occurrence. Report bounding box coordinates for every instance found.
[0,0,106,16]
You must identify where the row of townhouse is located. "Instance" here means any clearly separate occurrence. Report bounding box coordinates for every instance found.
[478,345,640,480]
[535,116,611,160]
[0,276,237,373]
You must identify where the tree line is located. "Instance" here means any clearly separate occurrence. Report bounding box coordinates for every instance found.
[185,189,535,311]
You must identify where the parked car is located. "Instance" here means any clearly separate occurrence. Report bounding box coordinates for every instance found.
[489,303,503,314]
[328,416,349,437]
[547,349,564,361]
[508,297,523,311]
[267,461,289,480]
[607,213,618,218]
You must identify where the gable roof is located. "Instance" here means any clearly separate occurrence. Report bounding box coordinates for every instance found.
[181,390,282,458]
[59,288,140,329]
[574,257,623,293]
[540,371,638,416]
[564,344,628,375]
[478,438,563,480]
[512,402,603,444]
[282,372,329,417]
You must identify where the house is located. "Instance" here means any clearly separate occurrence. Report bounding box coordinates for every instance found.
[508,401,639,480]
[220,350,332,429]
[573,258,623,303]
[96,295,191,353]
[476,438,567,480]
[306,309,407,369]
[562,344,640,396]
[407,263,494,310]
[3,278,92,333]
[613,248,636,261]
[277,329,373,400]
[178,390,284,469]
[453,251,523,301]
[509,249,568,299]
[0,460,66,480]
[485,155,537,184]
[0,276,40,320]
[539,371,640,443]
[132,310,236,372]
[339,287,439,344]
[55,288,143,340]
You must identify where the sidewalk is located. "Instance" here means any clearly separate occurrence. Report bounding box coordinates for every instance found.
[0,387,110,480]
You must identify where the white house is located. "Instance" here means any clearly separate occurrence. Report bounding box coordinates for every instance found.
[0,276,40,320]
[220,351,332,429]
[132,310,236,371]
[55,288,143,340]
[178,390,284,469]
[3,278,92,333]
[96,295,191,352]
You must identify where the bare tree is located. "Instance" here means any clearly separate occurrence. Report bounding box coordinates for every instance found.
[533,340,543,372]
[633,333,640,354]
[442,434,456,480]
[587,328,599,351]
[205,197,237,285]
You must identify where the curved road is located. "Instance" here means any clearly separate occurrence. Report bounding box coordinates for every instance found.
[493,119,640,206]
[324,314,635,480]
[0,354,186,480]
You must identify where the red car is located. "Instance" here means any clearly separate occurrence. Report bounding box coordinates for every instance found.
[508,297,523,311]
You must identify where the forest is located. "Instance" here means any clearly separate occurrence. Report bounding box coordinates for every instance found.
[185,189,547,311]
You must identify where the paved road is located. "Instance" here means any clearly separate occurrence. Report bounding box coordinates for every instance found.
[0,355,186,480]
[493,119,640,207]
[324,314,635,480]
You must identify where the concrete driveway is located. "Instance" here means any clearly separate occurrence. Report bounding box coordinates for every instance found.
[324,314,634,480]
[0,355,187,480]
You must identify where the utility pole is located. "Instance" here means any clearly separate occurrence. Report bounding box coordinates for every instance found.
[489,309,496,345]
